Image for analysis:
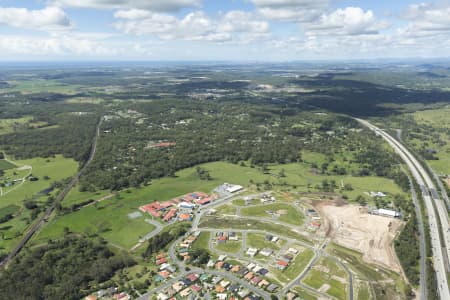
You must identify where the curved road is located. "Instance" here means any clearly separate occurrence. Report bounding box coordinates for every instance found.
[357,118,450,300]
[0,117,103,268]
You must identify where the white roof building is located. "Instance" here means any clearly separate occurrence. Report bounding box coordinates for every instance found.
[246,248,258,257]
[224,183,243,193]
[375,208,401,218]
[288,248,299,254]
[178,202,196,208]
[218,254,227,261]
[260,249,273,257]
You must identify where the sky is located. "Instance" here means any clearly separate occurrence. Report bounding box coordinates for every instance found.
[0,0,450,61]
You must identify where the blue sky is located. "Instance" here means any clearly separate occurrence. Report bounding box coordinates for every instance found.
[0,0,449,61]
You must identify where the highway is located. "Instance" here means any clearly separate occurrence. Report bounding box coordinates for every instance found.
[357,118,450,300]
[0,117,102,269]
[407,172,428,300]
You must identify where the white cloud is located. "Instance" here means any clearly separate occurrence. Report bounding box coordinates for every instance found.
[0,34,117,57]
[52,0,200,12]
[0,6,72,31]
[218,11,269,33]
[307,7,386,36]
[251,0,329,22]
[402,2,450,35]
[113,10,269,42]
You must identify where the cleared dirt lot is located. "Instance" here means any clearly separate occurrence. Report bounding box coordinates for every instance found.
[316,202,402,272]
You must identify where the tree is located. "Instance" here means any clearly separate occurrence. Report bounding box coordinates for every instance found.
[63,226,70,236]
[356,195,367,206]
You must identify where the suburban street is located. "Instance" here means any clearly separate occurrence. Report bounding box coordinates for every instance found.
[357,118,450,300]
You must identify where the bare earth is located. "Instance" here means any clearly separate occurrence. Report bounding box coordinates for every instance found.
[317,202,402,273]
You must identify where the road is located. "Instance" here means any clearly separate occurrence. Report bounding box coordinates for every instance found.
[407,172,428,300]
[0,117,102,268]
[357,118,450,300]
[138,233,272,300]
[427,164,450,211]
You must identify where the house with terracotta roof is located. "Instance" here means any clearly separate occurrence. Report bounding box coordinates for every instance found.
[276,260,288,269]
[216,261,225,269]
[231,265,240,273]
[244,272,254,280]
[179,213,192,221]
[215,285,226,293]
[156,258,167,265]
[156,253,166,260]
[160,201,174,209]
[139,202,162,218]
[163,208,177,222]
[158,271,170,279]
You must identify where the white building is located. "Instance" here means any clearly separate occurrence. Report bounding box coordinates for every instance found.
[370,191,387,197]
[246,248,258,257]
[371,208,401,218]
[260,249,273,257]
[224,183,243,193]
[288,248,299,255]
[178,202,196,209]
[218,254,228,261]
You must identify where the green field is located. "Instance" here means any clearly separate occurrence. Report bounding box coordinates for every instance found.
[192,232,210,250]
[411,107,450,174]
[32,159,403,253]
[200,216,311,244]
[35,195,157,250]
[240,203,304,226]
[215,204,237,215]
[0,155,78,251]
[247,233,282,250]
[0,156,78,207]
[292,285,318,300]
[0,204,20,219]
[0,159,16,170]
[4,79,81,94]
[357,282,371,300]
[62,185,111,208]
[0,116,52,135]
[231,199,246,206]
[214,240,242,254]
[302,257,348,300]
[284,248,315,279]
[270,248,315,284]
[328,243,406,300]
